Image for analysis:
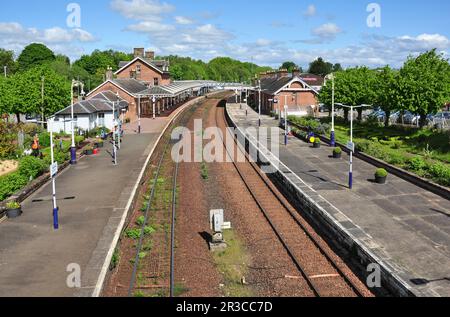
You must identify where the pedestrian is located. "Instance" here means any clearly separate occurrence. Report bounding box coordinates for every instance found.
[31,135,40,158]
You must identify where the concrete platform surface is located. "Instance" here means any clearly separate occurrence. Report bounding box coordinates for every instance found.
[227,103,450,297]
[0,126,165,296]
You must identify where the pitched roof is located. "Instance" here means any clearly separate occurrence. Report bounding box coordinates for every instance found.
[258,76,319,95]
[115,57,170,75]
[137,80,216,97]
[54,92,128,116]
[300,73,325,87]
[112,79,148,95]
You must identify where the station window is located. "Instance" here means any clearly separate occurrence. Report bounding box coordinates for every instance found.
[154,78,159,86]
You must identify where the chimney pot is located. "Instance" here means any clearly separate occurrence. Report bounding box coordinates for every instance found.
[145,51,155,60]
[134,48,145,58]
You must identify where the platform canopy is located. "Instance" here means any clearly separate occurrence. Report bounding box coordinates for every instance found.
[136,80,217,98]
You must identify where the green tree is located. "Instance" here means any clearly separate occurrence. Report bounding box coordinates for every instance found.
[280,61,301,73]
[374,66,403,127]
[17,43,56,71]
[399,49,450,127]
[0,48,17,75]
[7,65,70,121]
[319,67,376,122]
[308,57,333,76]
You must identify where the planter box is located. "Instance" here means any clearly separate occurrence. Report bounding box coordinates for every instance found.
[96,143,104,148]
[375,176,387,184]
[313,143,321,149]
[6,208,22,219]
[85,150,93,155]
[333,152,342,159]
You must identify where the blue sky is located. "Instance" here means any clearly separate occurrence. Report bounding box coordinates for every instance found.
[0,0,449,68]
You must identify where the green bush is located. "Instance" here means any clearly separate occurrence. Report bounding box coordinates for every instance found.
[375,168,388,178]
[0,172,28,201]
[408,157,427,171]
[18,156,46,179]
[333,147,342,155]
[43,150,69,165]
[75,135,85,146]
[38,132,51,147]
[428,163,450,186]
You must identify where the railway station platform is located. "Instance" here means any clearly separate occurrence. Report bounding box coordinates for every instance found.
[226,103,450,297]
[0,95,206,297]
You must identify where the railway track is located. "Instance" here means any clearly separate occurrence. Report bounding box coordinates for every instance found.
[215,103,370,297]
[126,102,199,298]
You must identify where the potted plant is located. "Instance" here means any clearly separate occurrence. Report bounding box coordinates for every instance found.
[313,138,321,149]
[333,147,342,159]
[96,139,104,148]
[6,201,22,219]
[84,145,94,156]
[375,168,388,184]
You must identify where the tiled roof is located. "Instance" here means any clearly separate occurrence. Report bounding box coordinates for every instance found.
[137,80,216,97]
[54,92,128,116]
[117,57,169,73]
[112,79,148,95]
[300,73,325,87]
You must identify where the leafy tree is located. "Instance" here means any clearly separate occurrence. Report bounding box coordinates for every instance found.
[332,63,343,72]
[17,43,55,71]
[280,61,301,73]
[4,65,70,121]
[0,48,17,75]
[319,67,376,122]
[309,57,333,77]
[309,57,342,77]
[399,49,450,127]
[373,66,403,127]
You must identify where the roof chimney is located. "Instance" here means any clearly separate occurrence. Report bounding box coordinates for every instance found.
[278,69,288,78]
[134,48,145,58]
[292,68,301,78]
[106,66,113,81]
[145,51,155,60]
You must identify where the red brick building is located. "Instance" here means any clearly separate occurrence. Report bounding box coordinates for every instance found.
[115,48,171,86]
[251,69,322,117]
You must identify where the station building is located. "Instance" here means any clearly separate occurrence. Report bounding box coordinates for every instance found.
[250,69,322,117]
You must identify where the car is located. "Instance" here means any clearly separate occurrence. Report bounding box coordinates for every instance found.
[319,104,328,113]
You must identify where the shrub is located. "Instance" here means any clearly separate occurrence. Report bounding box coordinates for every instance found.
[18,156,46,179]
[75,135,85,146]
[136,216,145,226]
[43,150,69,166]
[314,138,321,144]
[6,201,21,209]
[0,172,28,201]
[428,163,450,186]
[408,157,427,171]
[21,123,42,137]
[38,132,51,147]
[333,147,342,155]
[375,168,388,178]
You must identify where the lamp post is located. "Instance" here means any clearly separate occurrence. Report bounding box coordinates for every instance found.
[70,79,85,165]
[49,120,59,229]
[258,80,262,127]
[152,96,156,120]
[341,105,370,189]
[325,73,336,147]
[138,95,141,134]
[284,105,288,146]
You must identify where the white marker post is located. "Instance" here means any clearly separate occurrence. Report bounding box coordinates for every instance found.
[49,121,59,230]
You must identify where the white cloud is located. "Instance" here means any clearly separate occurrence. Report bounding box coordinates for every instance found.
[111,0,174,21]
[312,23,342,39]
[175,16,194,25]
[303,4,317,17]
[0,22,95,60]
[300,23,343,44]
[126,21,175,34]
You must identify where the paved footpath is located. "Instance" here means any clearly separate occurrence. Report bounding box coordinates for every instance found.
[0,117,168,297]
[228,103,450,297]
